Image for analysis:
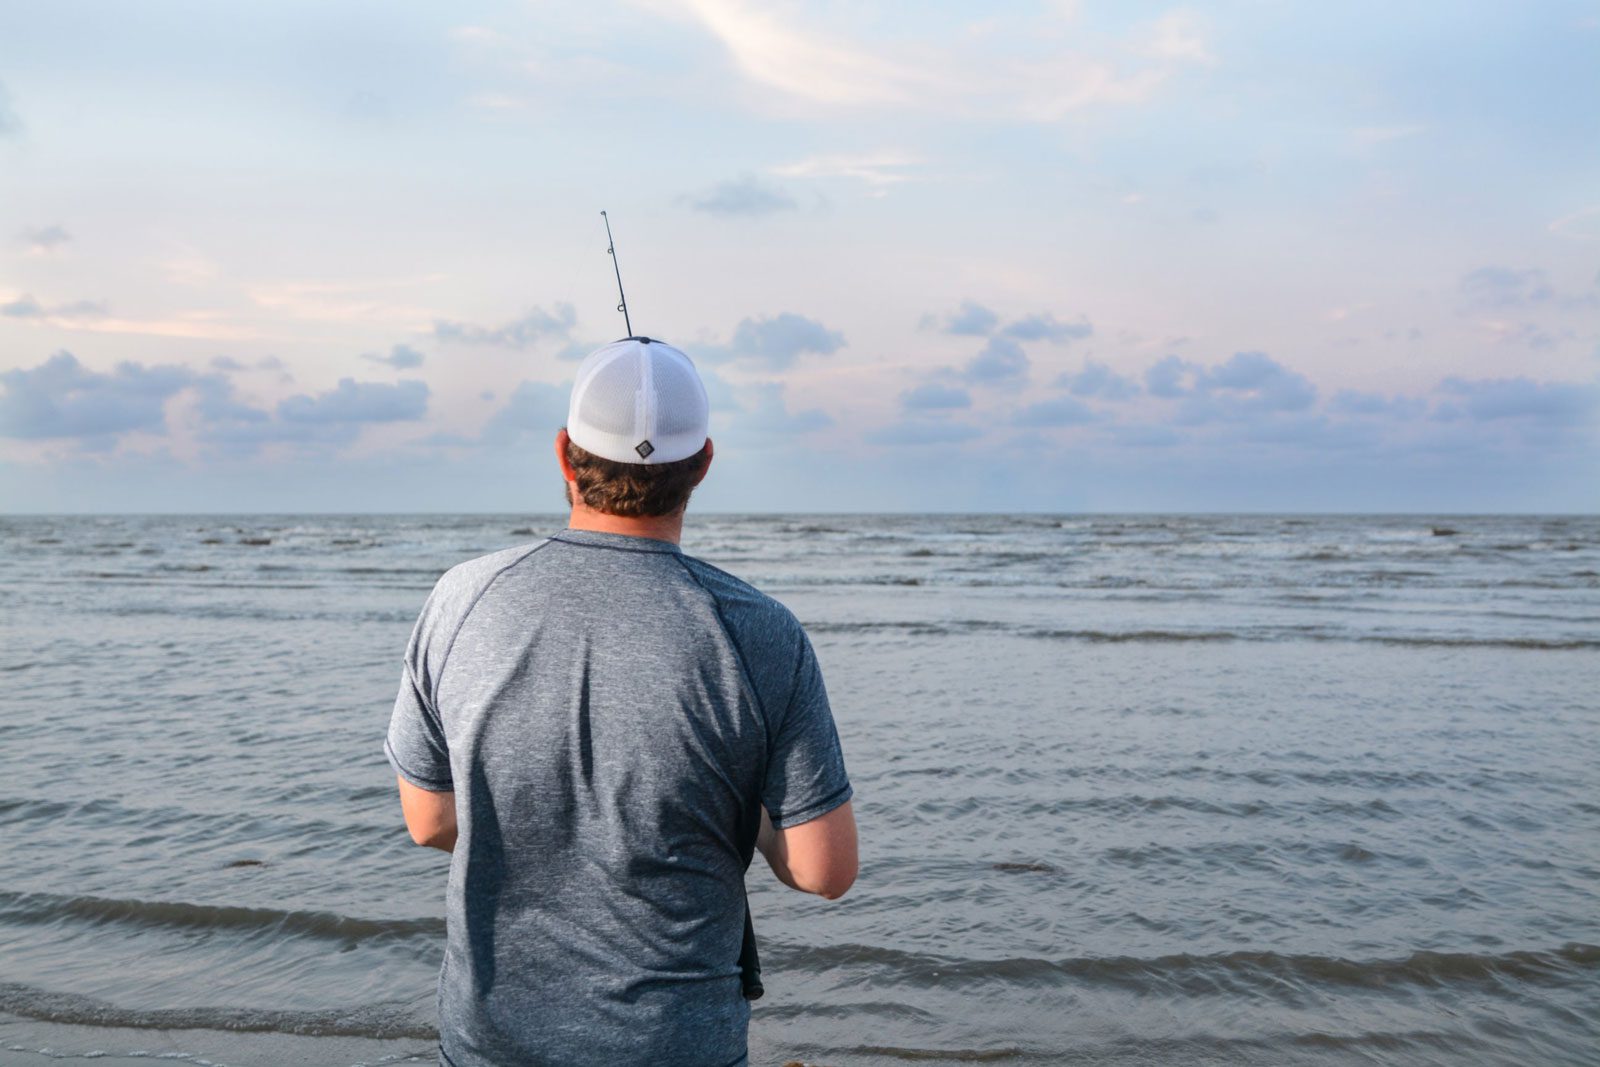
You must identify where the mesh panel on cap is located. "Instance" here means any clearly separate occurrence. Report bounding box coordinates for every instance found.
[574,350,641,437]
[567,339,709,463]
[652,357,708,438]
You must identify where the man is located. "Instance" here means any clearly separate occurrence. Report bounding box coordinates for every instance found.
[385,336,858,1067]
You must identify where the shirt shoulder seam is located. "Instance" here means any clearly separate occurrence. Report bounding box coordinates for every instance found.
[679,553,768,599]
[673,554,772,727]
[435,539,552,696]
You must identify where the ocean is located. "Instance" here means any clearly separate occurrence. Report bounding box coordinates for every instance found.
[1,513,1596,1066]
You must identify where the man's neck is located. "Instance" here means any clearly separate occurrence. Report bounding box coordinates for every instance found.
[565,504,685,545]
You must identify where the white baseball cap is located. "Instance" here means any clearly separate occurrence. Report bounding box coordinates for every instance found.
[566,337,710,464]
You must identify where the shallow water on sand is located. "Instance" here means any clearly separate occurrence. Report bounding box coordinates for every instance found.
[1,513,1597,1065]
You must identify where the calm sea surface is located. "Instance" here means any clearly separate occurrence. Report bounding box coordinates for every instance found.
[1,514,1597,1066]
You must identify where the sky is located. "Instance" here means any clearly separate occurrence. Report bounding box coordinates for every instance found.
[1,0,1597,513]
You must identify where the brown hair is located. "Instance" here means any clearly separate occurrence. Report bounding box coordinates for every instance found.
[563,437,709,517]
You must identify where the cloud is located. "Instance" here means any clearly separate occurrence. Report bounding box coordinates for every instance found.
[771,152,920,190]
[551,338,611,362]
[1548,206,1600,243]
[667,0,922,106]
[1059,359,1139,400]
[434,303,576,348]
[924,303,1092,345]
[900,383,972,411]
[1436,376,1600,427]
[685,175,797,216]
[1144,352,1317,416]
[19,225,71,253]
[1,294,110,321]
[1457,266,1596,318]
[696,365,742,414]
[1145,355,1198,397]
[189,377,275,448]
[925,300,999,337]
[1140,11,1215,65]
[1482,320,1562,350]
[1002,312,1093,344]
[209,356,284,373]
[659,1,1190,121]
[192,376,432,452]
[482,380,570,444]
[1460,267,1554,309]
[2,295,45,318]
[1329,390,1426,418]
[0,352,198,441]
[1014,396,1095,427]
[277,379,429,424]
[963,336,1029,384]
[1199,352,1317,412]
[725,382,832,441]
[865,418,982,446]
[362,344,427,369]
[191,377,268,425]
[717,312,845,368]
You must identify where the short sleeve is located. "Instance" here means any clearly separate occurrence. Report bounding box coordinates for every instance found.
[384,605,454,793]
[762,630,852,829]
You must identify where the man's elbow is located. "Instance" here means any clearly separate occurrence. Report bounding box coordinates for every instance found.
[406,825,457,857]
[407,823,452,849]
[798,860,858,900]
[814,874,855,901]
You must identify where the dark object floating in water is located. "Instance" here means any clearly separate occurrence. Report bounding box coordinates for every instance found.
[238,537,273,546]
[224,859,266,868]
[510,527,536,535]
[200,538,223,544]
[993,861,1057,873]
[1431,527,1459,536]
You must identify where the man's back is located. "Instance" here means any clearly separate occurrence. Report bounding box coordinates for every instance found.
[386,528,853,1067]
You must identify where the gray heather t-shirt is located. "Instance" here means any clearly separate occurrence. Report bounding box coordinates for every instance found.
[384,528,853,1067]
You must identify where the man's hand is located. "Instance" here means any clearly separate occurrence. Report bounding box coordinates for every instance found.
[396,776,458,852]
[756,801,857,900]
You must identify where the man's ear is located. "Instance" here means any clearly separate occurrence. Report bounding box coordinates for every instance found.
[555,428,577,482]
[693,438,714,487]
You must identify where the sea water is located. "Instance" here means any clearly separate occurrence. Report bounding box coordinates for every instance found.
[1,514,1596,1065]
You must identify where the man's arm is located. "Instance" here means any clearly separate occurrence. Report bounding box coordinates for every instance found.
[396,776,457,852]
[756,801,857,900]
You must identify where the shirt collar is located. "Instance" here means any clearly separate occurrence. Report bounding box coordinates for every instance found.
[548,528,684,554]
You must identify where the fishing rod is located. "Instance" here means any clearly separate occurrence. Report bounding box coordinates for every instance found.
[600,210,633,337]
[598,209,764,1001]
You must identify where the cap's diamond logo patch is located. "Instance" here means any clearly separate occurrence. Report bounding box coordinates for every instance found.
[634,439,655,459]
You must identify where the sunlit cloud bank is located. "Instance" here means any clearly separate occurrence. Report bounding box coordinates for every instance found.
[2,318,1593,511]
[1,1,1596,511]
